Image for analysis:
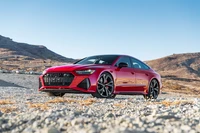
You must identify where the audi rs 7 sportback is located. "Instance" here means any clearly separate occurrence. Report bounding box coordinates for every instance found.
[39,55,162,99]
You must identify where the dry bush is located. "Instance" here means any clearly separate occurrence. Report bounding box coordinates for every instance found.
[113,103,125,108]
[0,99,15,105]
[0,107,17,113]
[162,80,200,95]
[47,98,77,104]
[79,98,96,106]
[163,81,183,90]
[156,100,194,107]
[28,103,49,110]
[47,98,97,106]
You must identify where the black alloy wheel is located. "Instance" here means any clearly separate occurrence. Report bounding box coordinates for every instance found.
[144,79,159,100]
[92,72,115,98]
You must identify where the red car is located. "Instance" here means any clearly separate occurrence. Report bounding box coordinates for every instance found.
[39,55,162,99]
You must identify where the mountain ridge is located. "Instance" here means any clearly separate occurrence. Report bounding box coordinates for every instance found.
[0,35,75,72]
[0,35,75,62]
[146,52,200,79]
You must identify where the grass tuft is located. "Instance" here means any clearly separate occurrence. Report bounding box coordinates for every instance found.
[0,99,15,105]
[28,103,49,110]
[47,98,97,106]
[156,100,194,107]
[0,107,17,113]
[113,103,125,108]
[79,98,96,106]
[47,98,76,104]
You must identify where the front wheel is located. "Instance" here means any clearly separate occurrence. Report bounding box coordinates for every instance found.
[92,72,115,98]
[144,79,160,100]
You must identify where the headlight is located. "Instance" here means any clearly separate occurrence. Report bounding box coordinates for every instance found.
[76,69,95,75]
[42,70,47,75]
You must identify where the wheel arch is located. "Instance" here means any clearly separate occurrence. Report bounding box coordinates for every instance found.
[98,70,115,81]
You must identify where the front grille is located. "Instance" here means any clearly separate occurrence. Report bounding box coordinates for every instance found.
[43,73,74,86]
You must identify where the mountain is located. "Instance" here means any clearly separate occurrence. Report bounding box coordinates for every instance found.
[147,52,200,79]
[0,35,74,62]
[0,35,75,72]
[146,52,200,95]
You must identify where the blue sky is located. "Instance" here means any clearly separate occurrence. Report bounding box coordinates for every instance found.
[0,0,199,60]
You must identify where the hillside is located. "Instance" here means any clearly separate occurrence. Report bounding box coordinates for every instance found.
[146,53,200,95]
[147,52,200,78]
[0,35,75,72]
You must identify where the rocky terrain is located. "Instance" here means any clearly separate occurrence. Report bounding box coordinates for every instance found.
[0,35,75,72]
[0,35,200,132]
[0,73,200,133]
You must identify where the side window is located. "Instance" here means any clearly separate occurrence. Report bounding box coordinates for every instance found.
[115,56,131,67]
[131,58,150,70]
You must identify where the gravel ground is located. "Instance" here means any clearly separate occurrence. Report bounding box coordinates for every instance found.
[0,73,200,133]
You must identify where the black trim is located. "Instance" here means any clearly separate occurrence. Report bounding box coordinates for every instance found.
[77,78,91,90]
[117,92,145,95]
[39,79,42,88]
[41,89,87,94]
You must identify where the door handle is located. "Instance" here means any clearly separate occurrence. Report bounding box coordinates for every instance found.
[131,72,135,75]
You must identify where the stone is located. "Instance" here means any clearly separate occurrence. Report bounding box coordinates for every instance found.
[195,124,200,132]
[86,108,93,115]
[0,111,3,117]
[105,112,115,118]
[32,121,39,128]
[22,128,34,133]
[45,118,52,124]
[42,127,60,133]
[0,118,8,125]
[181,125,191,132]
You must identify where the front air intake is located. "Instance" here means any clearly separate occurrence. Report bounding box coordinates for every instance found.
[43,73,74,86]
[77,78,91,90]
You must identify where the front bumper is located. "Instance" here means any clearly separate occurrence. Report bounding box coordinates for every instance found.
[39,71,97,93]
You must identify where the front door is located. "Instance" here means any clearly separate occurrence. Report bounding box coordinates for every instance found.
[114,56,135,92]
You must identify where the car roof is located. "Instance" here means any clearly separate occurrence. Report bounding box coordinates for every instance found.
[87,54,130,57]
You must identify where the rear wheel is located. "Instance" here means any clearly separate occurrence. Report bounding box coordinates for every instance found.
[144,79,159,100]
[92,72,115,98]
[47,92,65,97]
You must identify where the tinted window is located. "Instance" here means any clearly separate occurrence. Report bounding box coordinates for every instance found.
[130,58,150,70]
[115,56,131,67]
[75,55,119,65]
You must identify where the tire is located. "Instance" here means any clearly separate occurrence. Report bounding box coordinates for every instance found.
[144,79,160,100]
[47,92,65,97]
[91,72,115,98]
[91,93,116,98]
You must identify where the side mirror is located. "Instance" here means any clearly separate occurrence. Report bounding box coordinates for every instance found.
[118,62,128,68]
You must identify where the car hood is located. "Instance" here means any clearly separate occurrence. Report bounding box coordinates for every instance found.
[45,64,111,73]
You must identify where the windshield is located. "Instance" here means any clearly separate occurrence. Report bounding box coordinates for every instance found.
[74,55,119,65]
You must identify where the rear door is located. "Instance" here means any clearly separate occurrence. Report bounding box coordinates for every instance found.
[114,56,135,92]
[130,57,151,91]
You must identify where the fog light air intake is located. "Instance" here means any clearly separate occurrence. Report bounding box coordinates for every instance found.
[77,78,91,90]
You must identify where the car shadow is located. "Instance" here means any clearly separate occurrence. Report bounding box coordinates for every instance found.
[0,79,25,88]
